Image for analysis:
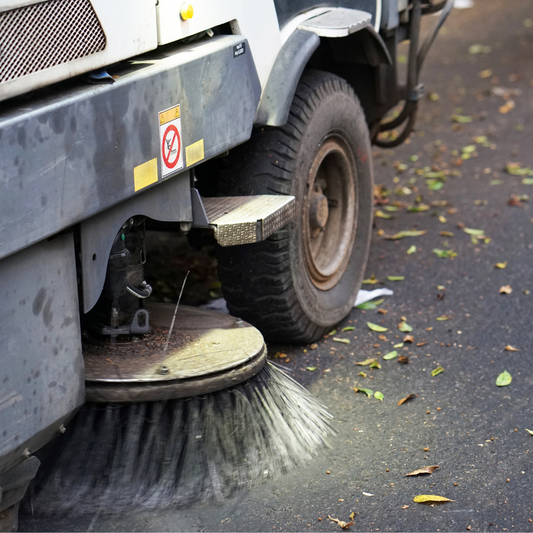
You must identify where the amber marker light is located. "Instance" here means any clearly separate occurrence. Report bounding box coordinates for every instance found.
[180,3,194,20]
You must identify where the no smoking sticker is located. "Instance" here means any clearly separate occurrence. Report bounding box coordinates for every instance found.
[159,104,184,177]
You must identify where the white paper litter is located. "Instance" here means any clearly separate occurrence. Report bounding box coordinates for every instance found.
[453,0,474,8]
[353,288,394,308]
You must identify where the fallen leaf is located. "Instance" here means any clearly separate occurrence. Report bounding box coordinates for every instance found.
[463,228,485,236]
[438,215,447,223]
[357,298,384,310]
[496,370,512,387]
[504,345,519,352]
[370,361,381,369]
[310,343,318,350]
[405,466,440,477]
[374,391,384,401]
[499,100,515,114]
[431,366,444,377]
[499,285,512,294]
[367,322,388,332]
[522,178,533,185]
[384,230,427,240]
[427,180,444,191]
[413,495,454,503]
[383,350,398,360]
[468,44,491,54]
[327,516,354,530]
[440,231,454,237]
[356,358,377,366]
[407,245,417,255]
[384,205,399,212]
[353,386,373,397]
[358,371,367,378]
[328,329,337,336]
[306,367,317,371]
[479,69,493,78]
[387,275,405,281]
[394,342,403,348]
[505,163,533,176]
[401,505,410,510]
[342,326,355,332]
[416,341,427,347]
[526,429,533,436]
[362,492,374,497]
[408,204,430,212]
[398,355,409,364]
[404,334,414,343]
[433,249,457,259]
[333,337,351,344]
[494,262,507,269]
[349,512,356,520]
[398,393,418,405]
[436,315,451,321]
[399,321,413,332]
[375,210,393,219]
[452,114,473,123]
[378,308,388,314]
[362,275,380,285]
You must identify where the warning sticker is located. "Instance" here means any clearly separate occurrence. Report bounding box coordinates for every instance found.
[159,105,184,178]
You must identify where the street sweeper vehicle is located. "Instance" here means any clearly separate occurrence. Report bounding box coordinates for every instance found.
[0,0,452,528]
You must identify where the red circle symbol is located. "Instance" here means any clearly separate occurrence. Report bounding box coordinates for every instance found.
[162,124,181,169]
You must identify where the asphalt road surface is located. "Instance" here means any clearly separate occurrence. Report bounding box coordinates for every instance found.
[20,0,533,531]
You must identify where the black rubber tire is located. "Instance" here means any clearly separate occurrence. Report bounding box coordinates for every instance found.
[216,70,374,343]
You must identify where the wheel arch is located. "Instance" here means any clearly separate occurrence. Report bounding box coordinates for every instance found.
[255,24,393,128]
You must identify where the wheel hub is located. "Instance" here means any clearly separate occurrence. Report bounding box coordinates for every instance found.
[309,191,329,236]
[302,134,358,291]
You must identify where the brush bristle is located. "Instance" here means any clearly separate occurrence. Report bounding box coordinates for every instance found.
[28,363,334,514]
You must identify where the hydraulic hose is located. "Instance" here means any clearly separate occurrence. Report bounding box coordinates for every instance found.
[374,0,454,148]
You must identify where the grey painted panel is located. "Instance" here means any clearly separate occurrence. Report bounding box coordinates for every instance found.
[0,234,84,476]
[0,34,261,262]
[255,30,320,126]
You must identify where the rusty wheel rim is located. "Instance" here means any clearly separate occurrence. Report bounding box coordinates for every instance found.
[302,134,357,291]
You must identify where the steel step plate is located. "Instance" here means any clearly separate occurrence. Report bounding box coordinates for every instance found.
[202,195,295,247]
[298,8,371,38]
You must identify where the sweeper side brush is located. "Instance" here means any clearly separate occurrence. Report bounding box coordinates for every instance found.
[29,305,334,515]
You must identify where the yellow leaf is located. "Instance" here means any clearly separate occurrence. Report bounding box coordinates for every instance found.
[356,358,376,366]
[499,285,512,294]
[413,495,454,503]
[505,345,519,352]
[494,262,507,269]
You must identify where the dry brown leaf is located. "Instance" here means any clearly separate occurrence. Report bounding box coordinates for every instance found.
[310,343,318,350]
[505,345,519,352]
[405,465,440,477]
[403,334,414,343]
[398,393,418,406]
[378,309,388,315]
[401,505,410,510]
[499,285,512,294]
[416,341,427,347]
[379,334,388,341]
[328,516,355,530]
[398,355,409,364]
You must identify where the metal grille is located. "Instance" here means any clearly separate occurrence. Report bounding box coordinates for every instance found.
[0,0,106,83]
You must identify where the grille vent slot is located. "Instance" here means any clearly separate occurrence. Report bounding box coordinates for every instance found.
[0,0,106,83]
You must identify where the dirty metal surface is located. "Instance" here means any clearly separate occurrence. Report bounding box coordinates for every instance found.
[203,195,295,246]
[84,304,265,383]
